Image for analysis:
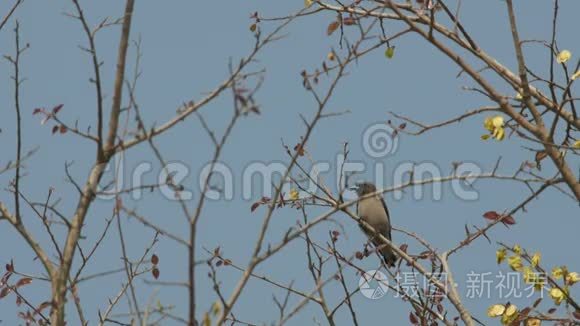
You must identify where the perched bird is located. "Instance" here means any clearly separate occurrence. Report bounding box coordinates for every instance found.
[352,182,397,267]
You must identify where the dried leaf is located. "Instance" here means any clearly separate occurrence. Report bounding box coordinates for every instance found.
[52,125,59,134]
[409,312,418,324]
[36,301,52,314]
[250,202,260,212]
[151,254,159,265]
[342,17,356,25]
[0,287,11,299]
[52,104,64,114]
[152,268,160,280]
[483,211,500,221]
[16,277,32,288]
[293,143,305,156]
[502,215,516,225]
[327,21,340,36]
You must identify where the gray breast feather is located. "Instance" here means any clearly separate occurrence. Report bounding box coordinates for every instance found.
[357,196,390,228]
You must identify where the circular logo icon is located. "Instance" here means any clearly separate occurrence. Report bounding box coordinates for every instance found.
[358,269,389,299]
[362,123,399,158]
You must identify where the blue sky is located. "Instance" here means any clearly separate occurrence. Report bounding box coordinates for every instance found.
[1,1,579,325]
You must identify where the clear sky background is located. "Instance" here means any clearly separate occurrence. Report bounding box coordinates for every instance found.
[1,1,579,325]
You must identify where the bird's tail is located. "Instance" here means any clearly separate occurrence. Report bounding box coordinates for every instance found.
[380,247,397,267]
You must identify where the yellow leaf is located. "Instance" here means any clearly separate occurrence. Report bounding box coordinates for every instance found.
[566,272,580,285]
[492,115,504,128]
[289,188,300,201]
[202,312,211,326]
[552,266,564,279]
[481,134,491,140]
[493,127,505,141]
[508,255,523,271]
[211,301,222,316]
[504,304,517,317]
[484,116,494,131]
[550,287,565,305]
[501,304,518,325]
[304,0,314,7]
[513,244,522,255]
[487,304,505,317]
[526,318,541,326]
[496,248,507,264]
[385,46,395,59]
[572,70,580,80]
[572,140,580,149]
[557,50,572,64]
[531,252,541,267]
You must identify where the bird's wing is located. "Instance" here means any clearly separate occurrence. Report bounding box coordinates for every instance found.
[380,197,392,240]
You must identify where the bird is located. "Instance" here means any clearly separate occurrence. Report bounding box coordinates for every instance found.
[352,182,397,267]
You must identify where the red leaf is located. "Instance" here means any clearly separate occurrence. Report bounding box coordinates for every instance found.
[32,108,43,115]
[152,268,160,279]
[483,211,500,221]
[327,21,340,36]
[59,125,67,134]
[1,272,12,285]
[293,143,305,156]
[399,243,408,253]
[16,277,32,288]
[36,301,52,314]
[501,215,516,225]
[223,259,232,266]
[52,104,63,114]
[151,254,159,265]
[0,287,11,299]
[52,125,59,134]
[342,17,356,25]
[355,251,364,260]
[250,202,260,212]
[409,312,418,324]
